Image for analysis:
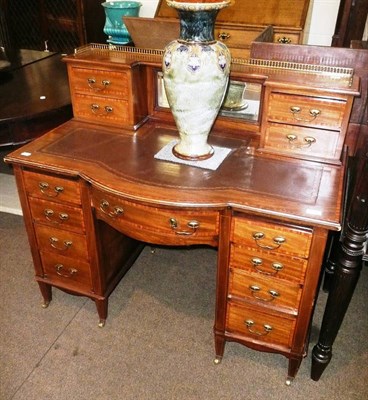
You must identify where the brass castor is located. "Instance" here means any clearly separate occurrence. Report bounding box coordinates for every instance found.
[214,357,222,365]
[41,301,50,309]
[98,319,106,328]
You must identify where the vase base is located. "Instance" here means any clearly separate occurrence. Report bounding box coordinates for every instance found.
[172,144,214,161]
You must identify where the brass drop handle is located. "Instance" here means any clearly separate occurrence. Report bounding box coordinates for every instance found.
[49,237,72,251]
[38,182,64,198]
[87,77,110,91]
[251,257,284,275]
[249,285,280,302]
[277,36,292,44]
[286,134,316,148]
[218,32,230,41]
[290,106,321,122]
[90,104,114,115]
[252,232,286,250]
[55,263,78,278]
[99,199,124,218]
[169,218,200,236]
[44,209,69,224]
[245,320,273,336]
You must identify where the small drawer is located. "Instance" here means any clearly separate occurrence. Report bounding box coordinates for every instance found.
[29,197,85,233]
[267,92,347,130]
[226,302,296,348]
[215,26,262,49]
[273,32,301,45]
[69,67,130,98]
[230,244,307,283]
[91,187,219,245]
[231,217,312,258]
[34,225,88,260]
[23,170,81,205]
[264,123,342,161]
[228,267,302,311]
[72,94,130,127]
[40,252,93,293]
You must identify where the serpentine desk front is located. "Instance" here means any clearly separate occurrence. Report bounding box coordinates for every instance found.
[4,45,360,383]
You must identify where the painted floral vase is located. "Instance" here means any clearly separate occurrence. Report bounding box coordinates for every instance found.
[162,0,231,160]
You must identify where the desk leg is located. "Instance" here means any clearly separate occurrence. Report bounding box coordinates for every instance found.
[95,298,108,328]
[38,281,52,308]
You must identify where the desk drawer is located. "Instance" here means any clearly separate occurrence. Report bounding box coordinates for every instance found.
[91,187,219,245]
[228,267,302,311]
[23,170,81,205]
[40,252,93,293]
[267,93,347,130]
[231,217,312,258]
[226,302,296,348]
[29,197,85,233]
[69,67,130,98]
[34,225,88,259]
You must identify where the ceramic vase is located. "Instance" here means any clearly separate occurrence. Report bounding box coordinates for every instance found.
[101,1,142,45]
[162,0,231,160]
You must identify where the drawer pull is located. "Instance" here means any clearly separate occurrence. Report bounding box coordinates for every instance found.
[252,232,286,250]
[55,263,78,278]
[49,237,72,251]
[39,182,64,197]
[218,32,230,40]
[169,218,200,236]
[277,36,292,44]
[286,134,316,148]
[44,209,69,224]
[87,77,110,91]
[90,104,114,115]
[245,319,273,336]
[249,285,280,302]
[290,106,321,122]
[251,258,284,275]
[99,199,124,218]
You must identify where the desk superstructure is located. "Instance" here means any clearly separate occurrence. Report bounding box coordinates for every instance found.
[5,45,360,383]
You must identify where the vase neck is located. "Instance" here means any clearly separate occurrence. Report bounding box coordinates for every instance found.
[177,9,219,43]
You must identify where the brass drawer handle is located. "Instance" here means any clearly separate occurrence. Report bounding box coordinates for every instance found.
[87,77,110,91]
[251,257,284,275]
[290,106,321,122]
[44,209,69,224]
[244,320,273,336]
[286,134,316,148]
[38,182,64,198]
[249,285,280,302]
[252,232,286,250]
[90,104,114,115]
[49,237,72,251]
[169,218,200,236]
[99,199,124,218]
[218,32,230,41]
[55,263,78,278]
[277,36,292,44]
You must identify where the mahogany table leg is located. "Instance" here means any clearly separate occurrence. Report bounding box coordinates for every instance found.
[95,298,108,328]
[37,281,52,308]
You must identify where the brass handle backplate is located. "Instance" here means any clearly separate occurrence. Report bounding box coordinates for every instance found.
[87,77,110,91]
[277,36,292,44]
[252,232,286,250]
[90,104,113,115]
[249,285,280,302]
[99,199,124,218]
[245,320,273,336]
[251,257,284,275]
[38,182,64,198]
[290,106,321,122]
[218,32,230,41]
[286,134,316,148]
[169,218,200,236]
[44,209,69,224]
[49,237,72,251]
[55,263,78,278]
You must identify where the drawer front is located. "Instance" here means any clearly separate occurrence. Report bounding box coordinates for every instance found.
[226,302,295,347]
[91,188,219,245]
[230,244,307,283]
[232,217,312,258]
[267,93,346,130]
[34,225,88,259]
[73,94,130,126]
[29,197,85,233]
[228,268,302,311]
[215,26,262,49]
[264,123,341,160]
[40,252,92,293]
[273,32,301,45]
[70,67,130,98]
[23,170,81,205]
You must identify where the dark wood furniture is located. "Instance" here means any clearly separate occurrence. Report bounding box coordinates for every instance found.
[0,49,72,147]
[4,45,360,384]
